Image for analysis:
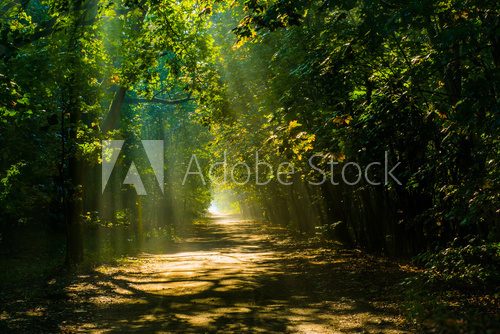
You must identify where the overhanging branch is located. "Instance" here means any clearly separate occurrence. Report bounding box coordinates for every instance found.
[125,95,193,105]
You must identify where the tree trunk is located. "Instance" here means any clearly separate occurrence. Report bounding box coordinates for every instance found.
[102,86,127,133]
[63,2,93,266]
[64,76,85,265]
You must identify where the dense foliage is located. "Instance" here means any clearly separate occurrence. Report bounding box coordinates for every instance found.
[0,0,220,263]
[204,0,499,256]
[0,0,498,282]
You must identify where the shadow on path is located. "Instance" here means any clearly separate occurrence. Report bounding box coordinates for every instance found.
[2,215,415,333]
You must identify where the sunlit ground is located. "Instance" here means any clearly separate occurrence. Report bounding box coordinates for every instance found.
[53,216,411,333]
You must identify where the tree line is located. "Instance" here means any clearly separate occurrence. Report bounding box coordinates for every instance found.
[0,0,498,265]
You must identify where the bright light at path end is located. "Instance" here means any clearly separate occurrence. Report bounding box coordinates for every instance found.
[208,202,220,215]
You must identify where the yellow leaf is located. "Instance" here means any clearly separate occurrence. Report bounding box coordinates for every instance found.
[288,120,301,131]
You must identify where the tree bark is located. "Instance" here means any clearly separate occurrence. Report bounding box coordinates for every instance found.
[101,86,128,133]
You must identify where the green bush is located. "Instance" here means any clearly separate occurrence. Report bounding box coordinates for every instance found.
[415,239,500,290]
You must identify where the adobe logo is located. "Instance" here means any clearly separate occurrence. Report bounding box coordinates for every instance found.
[101,140,164,195]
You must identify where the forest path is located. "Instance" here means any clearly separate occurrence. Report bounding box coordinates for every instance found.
[61,215,413,333]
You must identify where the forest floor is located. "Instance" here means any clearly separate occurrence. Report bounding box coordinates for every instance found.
[0,214,419,333]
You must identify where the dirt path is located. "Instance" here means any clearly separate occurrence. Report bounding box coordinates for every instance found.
[58,216,413,333]
[61,217,414,333]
